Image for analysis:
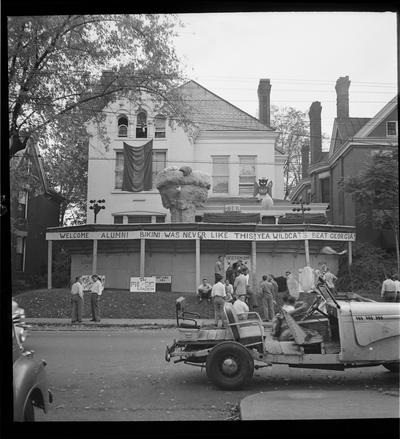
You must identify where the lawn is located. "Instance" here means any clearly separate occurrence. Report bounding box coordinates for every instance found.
[13,287,383,319]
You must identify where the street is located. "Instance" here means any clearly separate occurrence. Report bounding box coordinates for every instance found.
[28,328,399,421]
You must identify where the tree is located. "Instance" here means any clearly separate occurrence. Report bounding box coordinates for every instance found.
[8,14,187,159]
[42,136,88,225]
[270,106,310,199]
[341,148,399,273]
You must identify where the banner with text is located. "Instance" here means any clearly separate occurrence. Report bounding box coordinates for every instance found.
[47,230,355,242]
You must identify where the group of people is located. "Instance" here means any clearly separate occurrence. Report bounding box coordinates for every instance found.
[70,274,104,324]
[197,256,287,327]
[381,273,400,302]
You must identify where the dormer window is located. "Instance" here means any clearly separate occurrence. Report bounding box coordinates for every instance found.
[154,114,166,138]
[118,115,128,137]
[136,111,147,138]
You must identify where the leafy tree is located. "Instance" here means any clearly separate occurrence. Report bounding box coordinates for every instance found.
[42,136,88,225]
[8,14,187,159]
[341,148,399,273]
[270,106,310,199]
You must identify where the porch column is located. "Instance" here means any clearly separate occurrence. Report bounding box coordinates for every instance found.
[304,239,310,266]
[348,241,353,266]
[92,239,98,274]
[140,238,145,277]
[251,240,257,289]
[195,238,200,293]
[47,240,52,289]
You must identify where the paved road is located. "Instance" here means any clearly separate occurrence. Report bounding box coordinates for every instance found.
[28,329,399,421]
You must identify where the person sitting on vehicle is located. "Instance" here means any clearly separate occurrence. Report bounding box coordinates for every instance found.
[233,293,249,320]
[197,278,212,303]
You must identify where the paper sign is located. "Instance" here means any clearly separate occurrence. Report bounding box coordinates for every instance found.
[130,277,156,292]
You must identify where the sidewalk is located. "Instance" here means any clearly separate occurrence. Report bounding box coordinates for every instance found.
[26,317,215,329]
[239,389,400,420]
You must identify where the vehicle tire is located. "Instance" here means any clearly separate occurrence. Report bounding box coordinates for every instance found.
[23,397,35,422]
[206,341,254,390]
[383,362,399,373]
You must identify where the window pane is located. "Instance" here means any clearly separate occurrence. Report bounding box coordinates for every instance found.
[387,122,397,136]
[239,184,254,195]
[239,176,255,184]
[213,177,229,193]
[118,125,127,137]
[212,156,229,193]
[155,115,166,138]
[114,216,123,224]
[156,216,165,223]
[239,156,256,176]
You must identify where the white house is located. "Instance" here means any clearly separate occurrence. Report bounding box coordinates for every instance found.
[86,79,288,224]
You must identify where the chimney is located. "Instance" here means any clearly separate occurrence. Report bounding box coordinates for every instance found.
[258,79,271,127]
[335,76,350,118]
[309,101,322,165]
[301,142,310,178]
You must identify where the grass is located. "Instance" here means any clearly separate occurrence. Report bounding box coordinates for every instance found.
[13,287,383,320]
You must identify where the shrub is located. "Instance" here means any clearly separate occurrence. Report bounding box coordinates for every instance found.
[336,241,396,292]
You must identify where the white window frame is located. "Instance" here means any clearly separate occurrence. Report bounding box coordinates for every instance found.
[212,155,229,194]
[238,155,257,196]
[154,115,167,139]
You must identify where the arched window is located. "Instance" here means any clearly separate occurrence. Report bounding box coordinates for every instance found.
[118,115,128,137]
[136,111,147,138]
[154,114,166,138]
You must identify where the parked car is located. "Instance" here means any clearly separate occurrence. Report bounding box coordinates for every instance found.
[165,279,400,390]
[13,300,53,421]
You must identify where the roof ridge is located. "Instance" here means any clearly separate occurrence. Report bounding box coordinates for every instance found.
[179,80,273,131]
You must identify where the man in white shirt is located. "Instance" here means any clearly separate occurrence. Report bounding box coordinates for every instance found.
[71,276,83,324]
[381,274,396,302]
[233,293,249,320]
[211,274,226,328]
[90,275,103,322]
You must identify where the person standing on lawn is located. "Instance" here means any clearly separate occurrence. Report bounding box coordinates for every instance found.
[90,274,103,322]
[71,276,83,324]
[214,255,224,283]
[381,273,397,302]
[211,273,227,328]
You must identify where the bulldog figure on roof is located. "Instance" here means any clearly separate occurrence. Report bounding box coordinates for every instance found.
[254,177,274,209]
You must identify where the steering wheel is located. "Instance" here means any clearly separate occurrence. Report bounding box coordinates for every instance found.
[301,292,328,320]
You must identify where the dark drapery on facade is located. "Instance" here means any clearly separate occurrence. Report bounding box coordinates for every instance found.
[122,140,153,192]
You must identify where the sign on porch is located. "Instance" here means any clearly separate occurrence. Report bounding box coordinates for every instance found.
[130,277,156,293]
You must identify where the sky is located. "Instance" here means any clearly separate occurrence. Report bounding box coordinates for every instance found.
[173,12,398,149]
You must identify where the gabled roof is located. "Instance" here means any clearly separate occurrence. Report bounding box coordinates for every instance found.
[18,144,65,202]
[329,117,370,156]
[354,95,397,138]
[176,80,273,132]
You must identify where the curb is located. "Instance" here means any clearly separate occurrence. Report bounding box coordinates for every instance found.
[27,322,178,330]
